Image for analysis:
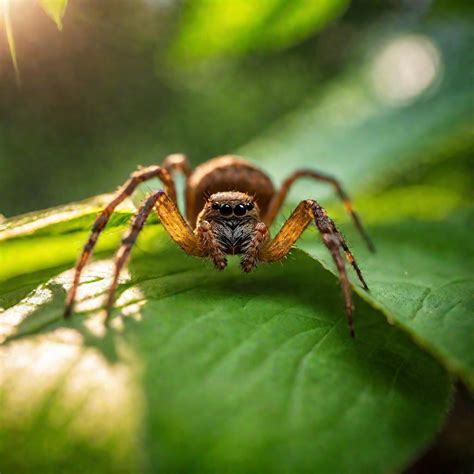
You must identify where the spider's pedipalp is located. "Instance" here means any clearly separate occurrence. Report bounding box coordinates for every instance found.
[197,220,227,270]
[241,222,268,272]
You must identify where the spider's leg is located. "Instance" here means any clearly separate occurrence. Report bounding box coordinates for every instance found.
[105,190,200,321]
[309,201,356,337]
[264,169,374,252]
[64,165,176,317]
[104,191,162,321]
[162,153,193,178]
[261,200,368,337]
[162,153,195,223]
[327,221,369,291]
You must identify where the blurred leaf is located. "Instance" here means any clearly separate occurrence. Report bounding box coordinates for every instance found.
[241,23,473,200]
[334,185,467,225]
[0,207,450,473]
[172,0,349,61]
[38,0,68,29]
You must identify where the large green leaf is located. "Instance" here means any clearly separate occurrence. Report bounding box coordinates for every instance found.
[0,194,133,283]
[0,206,450,473]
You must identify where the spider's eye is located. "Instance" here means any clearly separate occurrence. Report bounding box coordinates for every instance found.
[219,204,232,216]
[245,202,254,211]
[234,203,246,216]
[211,203,219,210]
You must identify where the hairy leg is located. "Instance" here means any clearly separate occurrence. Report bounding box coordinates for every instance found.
[104,191,164,320]
[162,153,193,178]
[264,169,374,252]
[104,190,200,320]
[64,163,177,317]
[261,200,368,337]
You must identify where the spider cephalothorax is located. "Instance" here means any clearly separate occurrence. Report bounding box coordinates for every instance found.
[65,154,372,337]
[196,192,268,272]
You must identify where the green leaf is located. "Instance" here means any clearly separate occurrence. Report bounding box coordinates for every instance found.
[38,0,68,29]
[0,194,134,283]
[0,208,451,473]
[172,0,348,61]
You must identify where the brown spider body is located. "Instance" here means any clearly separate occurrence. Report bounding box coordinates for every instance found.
[65,154,374,337]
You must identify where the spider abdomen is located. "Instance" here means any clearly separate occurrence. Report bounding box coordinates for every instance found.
[186,155,275,227]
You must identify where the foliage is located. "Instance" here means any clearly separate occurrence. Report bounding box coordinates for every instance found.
[172,0,349,60]
[0,203,453,474]
[1,24,473,467]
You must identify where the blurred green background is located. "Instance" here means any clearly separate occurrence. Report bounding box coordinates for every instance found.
[1,2,473,472]
[0,0,472,217]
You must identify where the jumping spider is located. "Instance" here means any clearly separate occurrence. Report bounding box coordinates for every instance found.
[65,154,373,337]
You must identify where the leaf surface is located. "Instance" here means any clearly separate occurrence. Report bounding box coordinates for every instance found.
[1,19,471,474]
[0,207,451,474]
[297,209,474,390]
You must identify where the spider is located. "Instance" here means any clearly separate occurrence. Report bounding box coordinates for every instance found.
[64,154,373,337]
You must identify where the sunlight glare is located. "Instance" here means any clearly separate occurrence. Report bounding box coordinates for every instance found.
[1,334,143,454]
[0,286,53,343]
[371,34,442,105]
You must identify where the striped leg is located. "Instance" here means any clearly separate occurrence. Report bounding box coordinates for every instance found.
[261,200,369,337]
[104,190,200,320]
[264,169,375,252]
[64,165,176,317]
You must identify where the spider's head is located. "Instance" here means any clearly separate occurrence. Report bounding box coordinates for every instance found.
[201,191,260,222]
[198,192,262,256]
